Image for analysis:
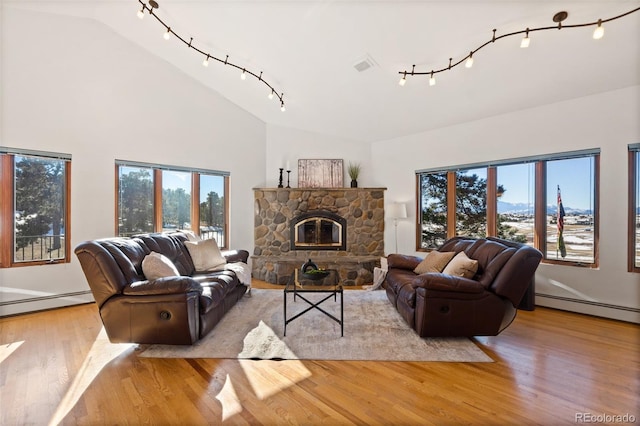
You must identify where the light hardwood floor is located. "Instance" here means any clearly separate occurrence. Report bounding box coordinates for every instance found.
[1,281,638,425]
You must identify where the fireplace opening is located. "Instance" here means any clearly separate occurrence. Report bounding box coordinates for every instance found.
[290,211,347,251]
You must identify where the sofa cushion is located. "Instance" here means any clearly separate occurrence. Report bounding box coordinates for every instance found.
[141,251,180,280]
[184,238,227,272]
[195,271,241,313]
[413,251,456,274]
[442,251,478,279]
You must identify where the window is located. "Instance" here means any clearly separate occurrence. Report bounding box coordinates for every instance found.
[630,144,640,272]
[115,161,229,247]
[496,163,535,245]
[118,166,154,237]
[417,172,448,249]
[1,149,71,267]
[416,149,599,267]
[545,156,596,264]
[199,173,226,243]
[162,170,191,232]
[456,167,487,238]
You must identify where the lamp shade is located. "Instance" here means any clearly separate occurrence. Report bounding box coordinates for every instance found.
[387,202,407,219]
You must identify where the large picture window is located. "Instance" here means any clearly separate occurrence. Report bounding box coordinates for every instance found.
[1,149,71,267]
[115,161,229,248]
[416,149,599,267]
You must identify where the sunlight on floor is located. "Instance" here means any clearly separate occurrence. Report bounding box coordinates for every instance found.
[0,341,24,364]
[48,328,134,426]
[239,358,312,400]
[216,374,243,421]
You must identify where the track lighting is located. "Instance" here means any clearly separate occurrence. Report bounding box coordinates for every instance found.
[136,0,285,111]
[399,72,407,86]
[398,7,639,85]
[593,19,604,39]
[465,52,474,68]
[520,28,530,48]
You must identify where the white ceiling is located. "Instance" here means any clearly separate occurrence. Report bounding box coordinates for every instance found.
[9,0,640,142]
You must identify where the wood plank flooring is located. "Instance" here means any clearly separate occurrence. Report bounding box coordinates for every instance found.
[1,281,638,425]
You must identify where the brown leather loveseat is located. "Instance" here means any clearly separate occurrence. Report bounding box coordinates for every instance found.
[384,236,542,337]
[75,232,249,345]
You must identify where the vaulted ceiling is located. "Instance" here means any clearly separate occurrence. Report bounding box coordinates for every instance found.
[10,0,640,142]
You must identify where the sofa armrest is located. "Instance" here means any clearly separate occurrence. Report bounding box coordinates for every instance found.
[222,249,249,264]
[413,273,484,294]
[387,254,422,271]
[123,276,201,296]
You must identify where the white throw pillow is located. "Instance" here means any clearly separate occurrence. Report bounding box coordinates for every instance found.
[442,251,479,279]
[181,230,201,242]
[184,238,227,272]
[413,251,456,274]
[142,251,180,280]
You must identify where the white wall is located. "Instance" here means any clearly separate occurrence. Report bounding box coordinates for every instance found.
[372,86,640,323]
[0,9,266,316]
[264,124,372,188]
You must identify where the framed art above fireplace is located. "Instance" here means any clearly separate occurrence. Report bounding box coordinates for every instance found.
[298,159,343,188]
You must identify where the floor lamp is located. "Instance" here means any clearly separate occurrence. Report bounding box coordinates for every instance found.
[388,202,407,253]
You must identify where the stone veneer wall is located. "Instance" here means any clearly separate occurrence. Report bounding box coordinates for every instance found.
[252,188,386,285]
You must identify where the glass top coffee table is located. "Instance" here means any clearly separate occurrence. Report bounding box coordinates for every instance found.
[284,269,343,337]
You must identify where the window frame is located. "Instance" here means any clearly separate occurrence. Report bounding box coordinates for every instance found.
[114,160,230,249]
[0,149,72,268]
[415,149,600,268]
[629,144,640,273]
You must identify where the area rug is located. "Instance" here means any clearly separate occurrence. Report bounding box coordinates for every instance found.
[139,289,492,362]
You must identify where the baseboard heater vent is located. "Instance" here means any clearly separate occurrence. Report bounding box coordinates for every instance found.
[0,290,93,307]
[535,293,640,314]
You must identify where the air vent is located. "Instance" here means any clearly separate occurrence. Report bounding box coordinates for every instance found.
[353,55,377,72]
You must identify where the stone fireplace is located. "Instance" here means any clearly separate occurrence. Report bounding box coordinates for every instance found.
[252,187,386,285]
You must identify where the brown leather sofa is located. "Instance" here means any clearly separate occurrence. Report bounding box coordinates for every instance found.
[75,232,249,345]
[384,236,542,337]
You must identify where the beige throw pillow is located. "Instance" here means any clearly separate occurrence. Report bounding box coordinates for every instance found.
[442,251,479,279]
[413,251,456,274]
[184,238,227,272]
[142,251,180,280]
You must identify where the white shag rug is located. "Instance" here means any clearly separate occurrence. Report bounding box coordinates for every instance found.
[138,289,492,362]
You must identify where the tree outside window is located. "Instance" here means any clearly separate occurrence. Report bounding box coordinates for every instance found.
[456,168,487,238]
[162,170,191,232]
[199,174,225,243]
[418,172,448,249]
[118,166,154,237]
[14,156,67,262]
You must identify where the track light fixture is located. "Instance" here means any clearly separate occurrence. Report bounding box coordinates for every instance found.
[520,28,530,48]
[398,7,639,85]
[593,19,604,39]
[136,0,286,111]
[465,52,474,68]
